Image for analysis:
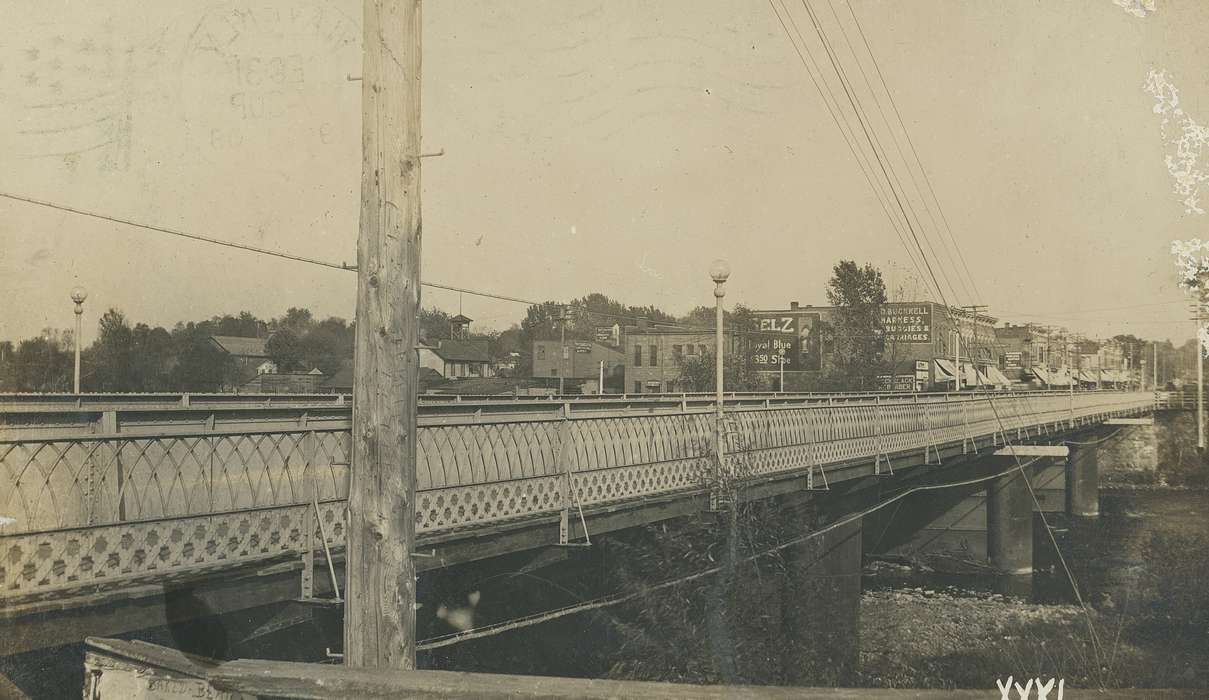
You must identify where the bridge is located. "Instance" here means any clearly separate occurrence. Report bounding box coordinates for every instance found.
[1,389,1154,658]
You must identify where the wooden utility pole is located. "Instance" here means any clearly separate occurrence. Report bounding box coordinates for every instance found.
[347,0,422,669]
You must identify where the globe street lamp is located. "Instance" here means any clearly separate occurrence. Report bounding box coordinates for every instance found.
[709,258,737,592]
[70,287,87,393]
[709,259,730,510]
[779,346,786,393]
[710,259,730,408]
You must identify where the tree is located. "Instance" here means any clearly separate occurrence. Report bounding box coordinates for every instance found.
[277,307,315,336]
[131,324,174,390]
[266,328,303,372]
[298,320,350,375]
[169,334,233,391]
[212,311,264,337]
[678,306,716,329]
[91,309,136,391]
[825,260,887,389]
[0,340,12,391]
[8,334,72,391]
[419,307,454,342]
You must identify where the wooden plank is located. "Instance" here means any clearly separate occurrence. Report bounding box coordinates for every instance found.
[1105,417,1153,425]
[993,445,1069,457]
[347,0,422,670]
[0,672,31,700]
[84,638,1200,699]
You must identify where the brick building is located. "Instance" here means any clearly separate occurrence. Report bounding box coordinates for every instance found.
[750,301,1008,390]
[622,323,740,394]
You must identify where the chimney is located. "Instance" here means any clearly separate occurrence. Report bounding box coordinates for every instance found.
[637,316,649,332]
[790,301,800,310]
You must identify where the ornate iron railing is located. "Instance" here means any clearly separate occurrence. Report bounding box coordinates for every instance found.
[0,391,1152,604]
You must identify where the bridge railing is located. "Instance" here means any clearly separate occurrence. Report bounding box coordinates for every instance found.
[0,387,1135,416]
[0,390,1152,605]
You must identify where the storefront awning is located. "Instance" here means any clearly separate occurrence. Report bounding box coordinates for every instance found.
[1032,367,1052,384]
[985,366,1012,387]
[1048,370,1072,387]
[934,358,956,380]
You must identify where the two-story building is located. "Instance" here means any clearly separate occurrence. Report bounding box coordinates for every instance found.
[622,323,740,394]
[531,340,625,391]
[751,301,1008,390]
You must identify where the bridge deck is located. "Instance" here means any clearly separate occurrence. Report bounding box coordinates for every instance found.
[1,390,1152,621]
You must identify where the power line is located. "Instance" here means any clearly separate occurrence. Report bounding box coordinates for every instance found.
[766,0,935,298]
[795,0,954,308]
[821,0,975,306]
[839,0,984,306]
[0,190,354,271]
[0,190,551,309]
[804,0,968,307]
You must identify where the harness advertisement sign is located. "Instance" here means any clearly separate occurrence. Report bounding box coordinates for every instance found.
[882,303,932,344]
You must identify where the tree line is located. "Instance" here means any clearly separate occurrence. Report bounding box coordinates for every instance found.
[0,262,1183,393]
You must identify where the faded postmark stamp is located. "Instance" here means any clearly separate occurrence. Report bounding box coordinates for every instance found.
[179,0,359,153]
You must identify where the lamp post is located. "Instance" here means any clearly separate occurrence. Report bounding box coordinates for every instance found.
[709,259,730,510]
[558,306,567,396]
[709,258,738,663]
[778,346,786,393]
[710,259,730,411]
[70,287,87,393]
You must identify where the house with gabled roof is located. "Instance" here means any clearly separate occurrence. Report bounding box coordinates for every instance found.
[419,338,494,379]
[208,335,269,371]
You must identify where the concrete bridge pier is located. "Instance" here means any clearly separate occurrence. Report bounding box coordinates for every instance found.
[986,471,1033,575]
[1066,442,1100,517]
[780,518,862,687]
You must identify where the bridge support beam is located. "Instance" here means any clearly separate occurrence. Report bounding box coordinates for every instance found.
[986,472,1033,575]
[780,518,862,687]
[1066,443,1099,517]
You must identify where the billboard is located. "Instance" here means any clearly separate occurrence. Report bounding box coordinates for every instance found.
[881,303,932,344]
[751,312,824,371]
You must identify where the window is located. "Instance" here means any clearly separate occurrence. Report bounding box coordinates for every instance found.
[672,345,682,365]
[633,381,642,394]
[634,344,643,367]
[699,344,707,356]
[649,344,658,366]
[551,368,558,376]
[686,344,697,356]
[537,346,546,358]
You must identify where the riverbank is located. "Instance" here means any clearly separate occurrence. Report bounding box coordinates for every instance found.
[859,441,1209,692]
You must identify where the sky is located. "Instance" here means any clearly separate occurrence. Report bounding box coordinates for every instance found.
[1,0,1207,346]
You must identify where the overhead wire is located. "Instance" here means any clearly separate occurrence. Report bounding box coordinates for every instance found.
[821,0,975,307]
[0,190,354,272]
[0,189,718,329]
[838,0,983,305]
[795,0,958,307]
[766,0,934,297]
